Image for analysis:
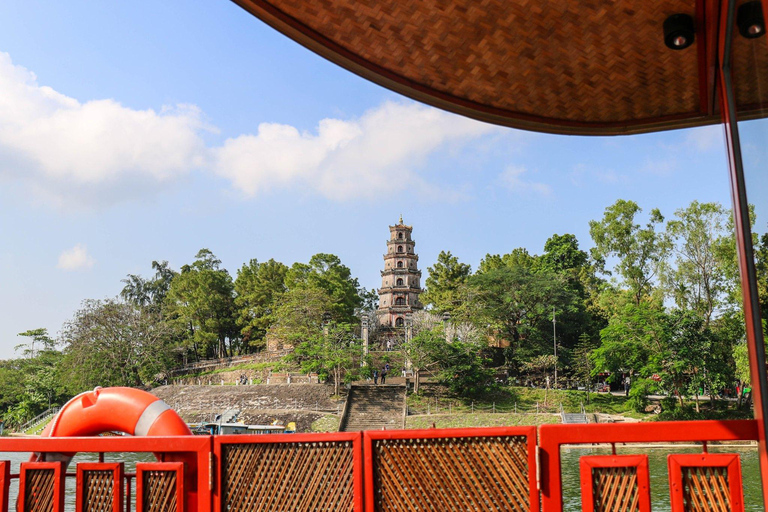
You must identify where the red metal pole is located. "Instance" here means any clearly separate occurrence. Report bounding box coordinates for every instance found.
[718,0,768,506]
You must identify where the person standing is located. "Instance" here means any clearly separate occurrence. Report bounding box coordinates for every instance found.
[373,370,379,385]
[381,367,387,385]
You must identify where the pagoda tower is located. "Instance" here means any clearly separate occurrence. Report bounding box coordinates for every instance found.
[377,216,423,328]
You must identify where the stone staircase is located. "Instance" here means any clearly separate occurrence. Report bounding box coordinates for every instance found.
[560,403,589,424]
[339,385,405,432]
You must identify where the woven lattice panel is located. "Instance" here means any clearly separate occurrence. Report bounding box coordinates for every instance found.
[82,470,114,512]
[682,466,731,512]
[222,441,355,512]
[237,0,700,128]
[591,467,640,512]
[372,435,529,511]
[24,469,56,512]
[141,470,178,512]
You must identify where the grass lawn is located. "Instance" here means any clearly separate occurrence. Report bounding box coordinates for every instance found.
[407,384,640,416]
[406,413,560,429]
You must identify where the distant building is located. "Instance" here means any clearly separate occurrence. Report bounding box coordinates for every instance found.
[376,216,423,328]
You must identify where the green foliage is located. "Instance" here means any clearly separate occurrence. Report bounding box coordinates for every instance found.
[627,378,654,412]
[121,260,177,311]
[0,329,67,428]
[733,341,750,384]
[401,327,443,393]
[269,287,332,347]
[592,299,669,377]
[589,199,670,305]
[570,334,597,403]
[60,299,177,391]
[465,266,577,365]
[291,323,362,395]
[285,254,363,323]
[429,338,495,397]
[541,234,588,274]
[234,258,288,349]
[165,249,238,359]
[665,202,731,324]
[422,251,471,314]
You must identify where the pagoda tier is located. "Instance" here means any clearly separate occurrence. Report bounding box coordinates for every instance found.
[376,216,423,328]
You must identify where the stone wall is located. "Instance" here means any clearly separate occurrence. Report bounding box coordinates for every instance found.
[152,384,346,432]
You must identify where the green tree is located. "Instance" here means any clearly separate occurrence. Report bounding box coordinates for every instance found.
[592,299,669,380]
[541,234,588,274]
[663,312,711,411]
[268,287,333,348]
[478,249,539,275]
[589,199,670,305]
[422,251,471,313]
[234,258,288,350]
[0,329,67,427]
[60,299,177,391]
[571,334,597,404]
[429,338,494,397]
[401,327,443,394]
[665,201,731,325]
[292,323,362,396]
[121,260,178,311]
[165,249,238,359]
[285,254,363,323]
[465,266,577,367]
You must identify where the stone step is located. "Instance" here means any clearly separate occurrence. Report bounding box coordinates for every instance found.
[339,384,405,432]
[562,413,589,424]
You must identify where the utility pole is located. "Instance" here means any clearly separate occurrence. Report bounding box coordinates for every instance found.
[553,307,557,389]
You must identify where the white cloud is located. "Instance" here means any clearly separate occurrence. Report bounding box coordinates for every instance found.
[0,51,502,207]
[57,244,95,271]
[0,52,207,205]
[498,165,551,195]
[212,101,499,200]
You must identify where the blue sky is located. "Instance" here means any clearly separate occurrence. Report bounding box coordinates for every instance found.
[0,0,756,359]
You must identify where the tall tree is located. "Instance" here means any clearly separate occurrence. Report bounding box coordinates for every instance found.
[234,258,288,349]
[121,260,178,311]
[665,201,730,325]
[268,287,333,348]
[591,299,669,380]
[465,266,577,367]
[541,234,588,274]
[401,326,443,394]
[422,251,471,314]
[292,323,362,396]
[60,299,176,391]
[285,253,362,323]
[165,249,237,359]
[589,199,670,305]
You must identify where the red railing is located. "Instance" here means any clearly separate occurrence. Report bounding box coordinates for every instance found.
[0,419,760,511]
[0,436,211,512]
[213,431,363,512]
[538,419,759,512]
[364,426,538,512]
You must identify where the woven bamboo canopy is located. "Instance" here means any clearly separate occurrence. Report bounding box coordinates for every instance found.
[232,0,768,135]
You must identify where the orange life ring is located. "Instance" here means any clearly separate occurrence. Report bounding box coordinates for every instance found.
[32,387,198,511]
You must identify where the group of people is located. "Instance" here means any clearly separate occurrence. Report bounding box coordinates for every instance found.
[373,364,390,385]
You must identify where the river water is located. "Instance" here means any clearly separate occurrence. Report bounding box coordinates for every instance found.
[0,450,154,511]
[560,445,764,511]
[2,445,765,511]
